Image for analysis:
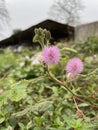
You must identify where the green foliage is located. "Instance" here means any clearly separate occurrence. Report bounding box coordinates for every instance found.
[0,49,18,75]
[74,36,98,54]
[0,31,98,129]
[84,36,98,54]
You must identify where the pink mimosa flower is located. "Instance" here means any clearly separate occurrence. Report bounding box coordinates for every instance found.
[42,46,60,65]
[66,58,83,75]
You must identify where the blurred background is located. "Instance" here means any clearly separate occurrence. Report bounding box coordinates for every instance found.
[0,0,98,40]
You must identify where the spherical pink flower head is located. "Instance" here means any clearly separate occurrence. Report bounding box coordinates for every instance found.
[66,58,83,75]
[42,46,60,65]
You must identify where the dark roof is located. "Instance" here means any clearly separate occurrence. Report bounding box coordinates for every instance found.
[0,19,74,48]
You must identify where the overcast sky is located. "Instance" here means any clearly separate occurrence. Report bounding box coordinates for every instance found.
[2,0,98,39]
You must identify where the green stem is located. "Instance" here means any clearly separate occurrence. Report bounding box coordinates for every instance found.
[80,68,98,77]
[47,66,76,96]
[46,65,98,109]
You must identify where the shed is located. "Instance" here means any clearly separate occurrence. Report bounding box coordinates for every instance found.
[0,19,74,48]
